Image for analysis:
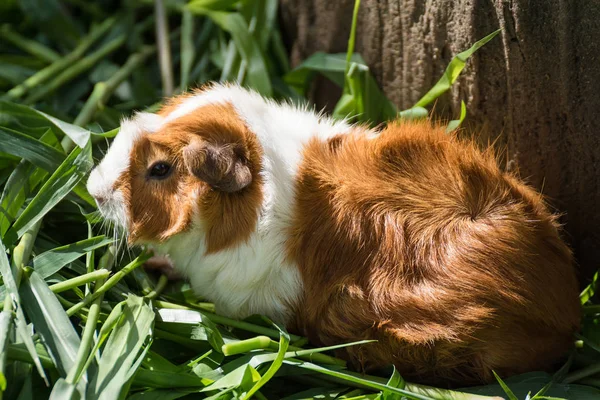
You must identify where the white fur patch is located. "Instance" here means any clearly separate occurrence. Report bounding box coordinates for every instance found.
[153,223,302,324]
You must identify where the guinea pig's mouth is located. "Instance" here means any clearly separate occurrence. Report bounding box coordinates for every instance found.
[94,192,130,239]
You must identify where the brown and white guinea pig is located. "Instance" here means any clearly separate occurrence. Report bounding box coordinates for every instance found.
[87,83,580,385]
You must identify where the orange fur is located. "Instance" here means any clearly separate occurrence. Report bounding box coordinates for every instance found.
[286,120,580,385]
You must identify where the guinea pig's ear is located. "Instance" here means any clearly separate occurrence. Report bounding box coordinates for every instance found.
[183,140,252,193]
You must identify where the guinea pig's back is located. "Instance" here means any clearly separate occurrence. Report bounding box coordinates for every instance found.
[287,120,580,384]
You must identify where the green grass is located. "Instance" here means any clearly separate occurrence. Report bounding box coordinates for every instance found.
[0,0,599,399]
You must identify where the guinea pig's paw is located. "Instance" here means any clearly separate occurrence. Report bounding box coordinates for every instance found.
[144,255,182,281]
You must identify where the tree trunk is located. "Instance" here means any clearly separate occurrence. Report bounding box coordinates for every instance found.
[279,0,600,280]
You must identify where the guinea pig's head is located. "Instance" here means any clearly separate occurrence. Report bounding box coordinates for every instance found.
[86,101,264,252]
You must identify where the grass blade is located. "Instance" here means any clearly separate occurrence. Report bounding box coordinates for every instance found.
[155,0,174,96]
[344,0,360,76]
[580,269,599,305]
[0,25,61,64]
[378,366,406,399]
[133,368,207,389]
[20,270,86,393]
[65,247,115,386]
[24,35,127,105]
[48,378,78,400]
[49,269,110,294]
[398,107,429,120]
[333,60,397,123]
[31,236,112,279]
[0,101,91,149]
[0,128,61,237]
[0,161,48,238]
[0,127,65,172]
[4,18,115,100]
[492,371,519,400]
[155,305,302,342]
[37,110,91,149]
[412,30,500,108]
[284,52,352,95]
[88,295,155,400]
[0,222,48,385]
[0,311,12,392]
[242,324,290,399]
[4,140,92,246]
[73,46,156,131]
[446,100,467,132]
[188,7,272,95]
[180,8,196,90]
[282,360,435,400]
[188,0,240,10]
[66,252,150,317]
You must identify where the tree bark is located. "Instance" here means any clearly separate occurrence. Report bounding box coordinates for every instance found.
[279,0,600,280]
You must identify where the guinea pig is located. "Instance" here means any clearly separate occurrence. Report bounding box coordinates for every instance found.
[86,83,580,385]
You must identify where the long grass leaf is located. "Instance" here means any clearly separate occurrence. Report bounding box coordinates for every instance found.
[0,25,61,63]
[20,271,85,389]
[4,18,115,100]
[88,295,155,400]
[65,247,115,386]
[188,7,272,95]
[0,128,60,237]
[580,269,599,305]
[413,30,500,108]
[378,366,405,400]
[155,0,174,96]
[0,161,48,238]
[67,252,150,316]
[284,52,354,94]
[74,46,156,129]
[48,378,78,400]
[0,101,91,148]
[344,0,360,76]
[31,236,112,279]
[446,100,467,132]
[284,359,441,400]
[0,224,48,385]
[24,35,127,105]
[37,111,91,149]
[155,305,302,342]
[0,311,12,392]
[242,324,290,399]
[0,127,65,172]
[492,371,519,400]
[4,140,92,246]
[188,0,240,10]
[133,368,208,389]
[180,9,195,90]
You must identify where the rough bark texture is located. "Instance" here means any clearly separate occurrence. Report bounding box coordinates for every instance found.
[279,0,600,280]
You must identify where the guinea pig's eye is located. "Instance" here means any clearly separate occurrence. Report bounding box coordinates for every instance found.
[148,162,172,180]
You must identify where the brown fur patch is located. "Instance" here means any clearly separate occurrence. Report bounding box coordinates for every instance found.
[116,102,263,252]
[287,120,580,385]
[114,131,196,243]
